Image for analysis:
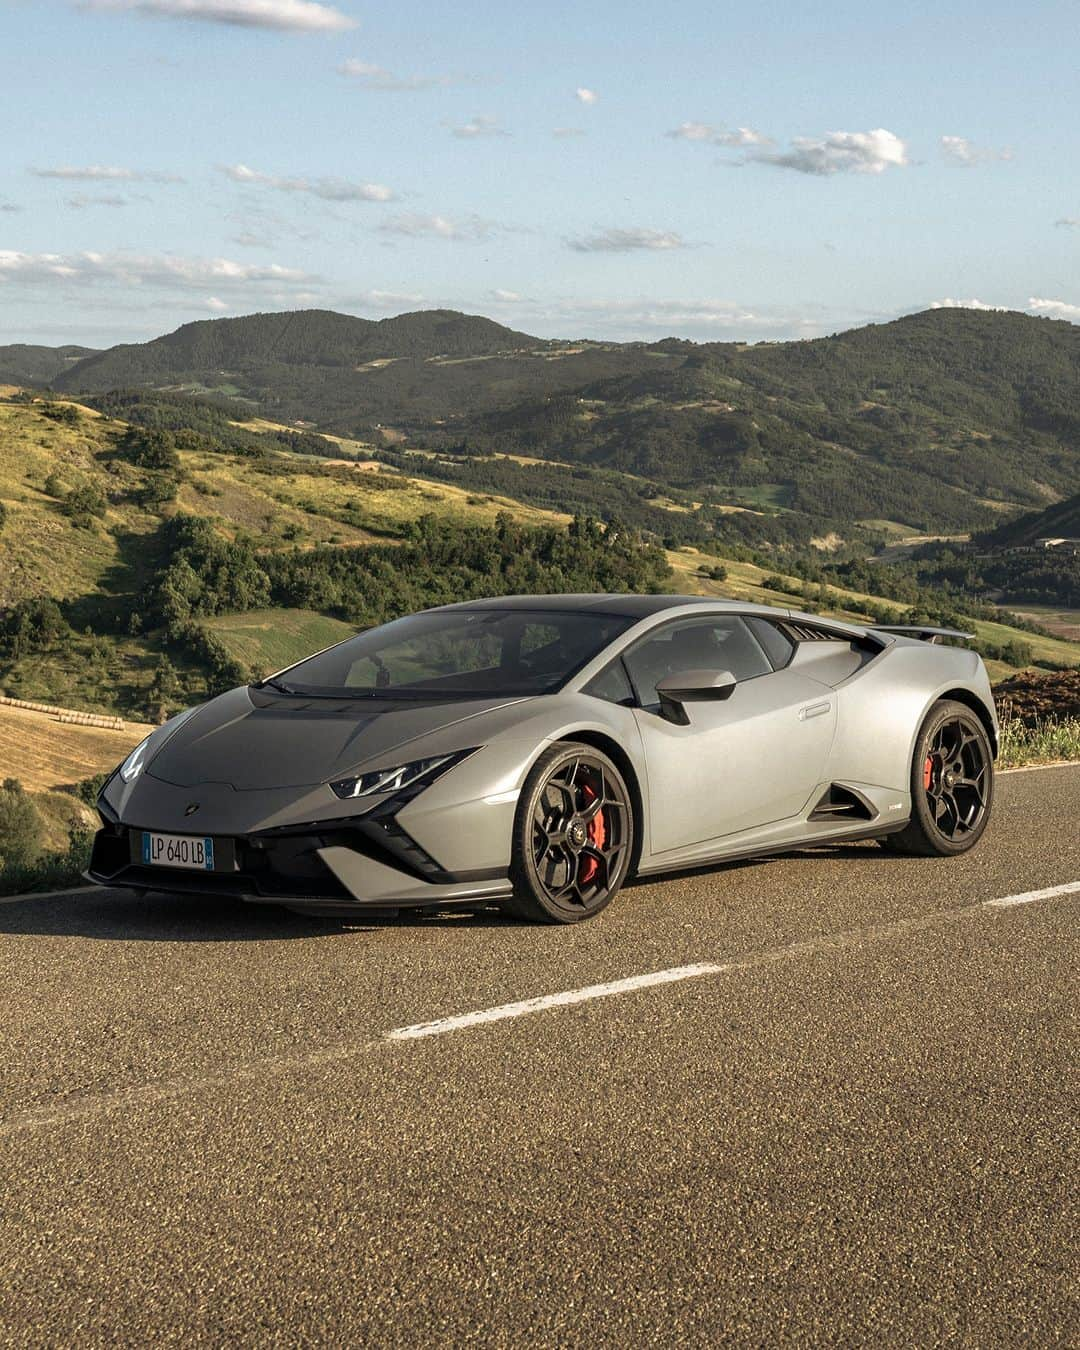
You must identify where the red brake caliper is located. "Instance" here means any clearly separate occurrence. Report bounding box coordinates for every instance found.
[579,782,606,884]
[923,755,934,792]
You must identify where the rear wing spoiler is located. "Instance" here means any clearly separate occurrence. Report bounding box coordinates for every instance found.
[869,625,976,645]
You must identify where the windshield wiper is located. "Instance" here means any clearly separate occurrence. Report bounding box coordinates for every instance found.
[257,677,299,695]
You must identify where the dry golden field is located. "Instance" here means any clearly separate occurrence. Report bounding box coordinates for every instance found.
[0,703,149,795]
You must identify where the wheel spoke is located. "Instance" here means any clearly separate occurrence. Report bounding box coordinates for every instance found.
[528,753,631,911]
[919,716,991,843]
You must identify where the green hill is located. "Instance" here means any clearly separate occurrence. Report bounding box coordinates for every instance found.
[0,344,98,386]
[57,308,544,393]
[47,306,1080,536]
[981,490,1080,547]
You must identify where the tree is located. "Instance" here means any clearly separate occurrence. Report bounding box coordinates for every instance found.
[61,483,107,528]
[146,656,182,722]
[0,597,70,659]
[116,427,181,472]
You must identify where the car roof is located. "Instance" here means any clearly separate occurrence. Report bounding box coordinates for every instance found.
[438,593,753,618]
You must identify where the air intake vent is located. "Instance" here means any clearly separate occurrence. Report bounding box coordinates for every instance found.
[784,622,835,642]
[809,784,877,822]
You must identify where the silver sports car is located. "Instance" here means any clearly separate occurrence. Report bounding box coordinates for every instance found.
[89,595,998,923]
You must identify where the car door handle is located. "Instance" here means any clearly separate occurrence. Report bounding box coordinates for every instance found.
[799,700,832,721]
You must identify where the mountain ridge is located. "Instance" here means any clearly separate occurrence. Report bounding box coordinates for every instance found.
[13,305,1080,535]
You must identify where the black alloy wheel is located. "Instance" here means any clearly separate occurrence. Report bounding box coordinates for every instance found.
[506,743,634,923]
[881,699,994,856]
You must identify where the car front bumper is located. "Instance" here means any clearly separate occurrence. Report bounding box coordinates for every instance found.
[88,789,514,914]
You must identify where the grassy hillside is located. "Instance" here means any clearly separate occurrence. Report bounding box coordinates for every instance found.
[46,306,1080,537]
[1,391,1076,725]
[981,490,1080,546]
[204,609,355,675]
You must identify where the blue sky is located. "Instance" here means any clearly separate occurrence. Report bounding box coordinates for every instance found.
[1,0,1078,345]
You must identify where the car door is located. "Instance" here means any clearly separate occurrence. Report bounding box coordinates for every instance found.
[622,615,837,856]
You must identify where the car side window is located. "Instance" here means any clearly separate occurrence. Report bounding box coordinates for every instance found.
[744,616,795,671]
[582,661,635,706]
[622,617,773,707]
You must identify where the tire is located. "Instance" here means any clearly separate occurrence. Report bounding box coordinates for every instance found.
[881,699,994,857]
[504,742,635,924]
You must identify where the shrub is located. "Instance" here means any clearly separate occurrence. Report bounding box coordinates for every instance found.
[0,597,70,658]
[0,778,43,869]
[115,427,181,472]
[0,824,93,898]
[75,772,111,806]
[39,402,81,426]
[61,483,108,527]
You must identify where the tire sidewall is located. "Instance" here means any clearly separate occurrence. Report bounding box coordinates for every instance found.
[909,701,994,855]
[511,743,634,923]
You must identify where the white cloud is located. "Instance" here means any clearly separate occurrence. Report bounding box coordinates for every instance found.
[490,288,521,302]
[205,296,229,311]
[575,87,598,105]
[222,162,395,201]
[80,0,356,32]
[0,250,312,291]
[940,135,1012,166]
[1055,217,1080,229]
[1028,296,1080,321]
[67,193,130,208]
[337,58,453,91]
[549,296,828,341]
[929,297,1007,311]
[567,228,687,253]
[377,213,496,241]
[757,128,910,176]
[31,164,183,182]
[667,121,772,148]
[448,115,508,139]
[553,127,586,139]
[350,288,424,308]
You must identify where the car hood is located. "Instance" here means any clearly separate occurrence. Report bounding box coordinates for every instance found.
[146,685,534,790]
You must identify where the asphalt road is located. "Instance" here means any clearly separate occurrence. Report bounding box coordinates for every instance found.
[1,765,1078,1347]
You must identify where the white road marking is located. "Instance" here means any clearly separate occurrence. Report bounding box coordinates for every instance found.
[4,881,1078,1136]
[983,880,1080,908]
[386,963,730,1041]
[388,881,1080,1042]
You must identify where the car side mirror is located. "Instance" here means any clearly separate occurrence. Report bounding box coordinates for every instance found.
[654,669,737,725]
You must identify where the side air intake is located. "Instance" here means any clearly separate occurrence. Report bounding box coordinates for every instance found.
[809,784,877,823]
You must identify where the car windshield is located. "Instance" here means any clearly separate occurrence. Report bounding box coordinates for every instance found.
[265,608,633,699]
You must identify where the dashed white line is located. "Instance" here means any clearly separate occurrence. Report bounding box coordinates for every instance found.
[3,881,1077,1135]
[983,880,1080,909]
[386,882,1080,1041]
[386,963,731,1041]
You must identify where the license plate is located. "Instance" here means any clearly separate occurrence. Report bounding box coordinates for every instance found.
[141,831,215,871]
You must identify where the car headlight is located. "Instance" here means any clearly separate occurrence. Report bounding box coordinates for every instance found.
[119,735,152,783]
[118,707,198,783]
[330,749,475,800]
